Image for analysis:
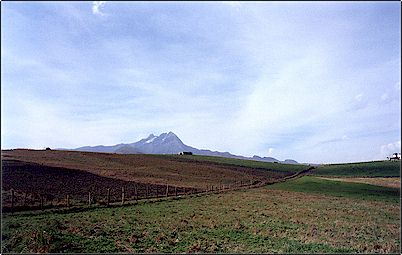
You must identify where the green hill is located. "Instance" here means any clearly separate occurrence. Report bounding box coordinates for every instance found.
[311,161,400,177]
[163,154,307,174]
[267,176,400,203]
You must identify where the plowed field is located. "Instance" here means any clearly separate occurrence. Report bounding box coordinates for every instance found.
[2,149,299,211]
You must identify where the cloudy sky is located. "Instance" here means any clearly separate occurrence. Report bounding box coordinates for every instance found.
[2,1,400,163]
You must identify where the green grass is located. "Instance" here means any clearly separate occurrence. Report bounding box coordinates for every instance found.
[163,154,307,174]
[267,176,400,203]
[2,184,400,253]
[312,160,400,177]
[2,193,355,253]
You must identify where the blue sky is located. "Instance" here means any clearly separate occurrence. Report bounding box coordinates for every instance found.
[1,1,400,163]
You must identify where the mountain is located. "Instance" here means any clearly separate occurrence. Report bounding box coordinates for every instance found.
[114,145,142,154]
[282,159,299,164]
[252,155,280,163]
[128,132,193,154]
[70,131,298,164]
[74,144,126,153]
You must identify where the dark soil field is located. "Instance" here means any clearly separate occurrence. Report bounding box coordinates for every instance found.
[2,149,294,188]
[2,149,300,212]
[2,160,194,211]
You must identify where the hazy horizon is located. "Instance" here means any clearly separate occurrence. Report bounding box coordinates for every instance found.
[1,2,401,164]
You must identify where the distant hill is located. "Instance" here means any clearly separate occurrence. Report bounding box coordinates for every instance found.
[283,159,299,164]
[70,131,299,164]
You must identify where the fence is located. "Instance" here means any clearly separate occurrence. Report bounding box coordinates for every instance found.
[2,179,262,213]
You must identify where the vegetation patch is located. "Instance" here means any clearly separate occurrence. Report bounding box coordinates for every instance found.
[164,154,306,174]
[317,177,400,188]
[312,161,400,177]
[267,176,400,203]
[2,186,399,253]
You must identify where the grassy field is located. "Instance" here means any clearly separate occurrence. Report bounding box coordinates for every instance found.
[311,160,400,177]
[2,151,400,253]
[317,177,400,188]
[2,177,400,253]
[165,154,307,174]
[266,176,400,203]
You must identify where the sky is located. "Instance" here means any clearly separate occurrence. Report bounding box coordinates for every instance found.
[1,1,401,164]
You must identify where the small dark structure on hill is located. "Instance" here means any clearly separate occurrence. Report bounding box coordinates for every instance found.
[178,151,193,155]
[387,153,401,161]
[45,147,51,151]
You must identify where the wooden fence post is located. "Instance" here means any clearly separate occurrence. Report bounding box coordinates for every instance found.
[66,194,70,208]
[146,185,149,198]
[121,187,125,205]
[23,192,27,206]
[166,184,169,197]
[175,186,177,197]
[40,195,44,210]
[11,189,14,210]
[135,185,138,201]
[88,192,91,206]
[106,188,110,205]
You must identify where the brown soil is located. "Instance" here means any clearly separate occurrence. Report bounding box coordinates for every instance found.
[317,177,401,188]
[2,149,287,188]
[1,149,291,211]
[2,160,192,210]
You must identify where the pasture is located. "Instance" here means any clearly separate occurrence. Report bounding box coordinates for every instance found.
[2,177,400,253]
[164,154,307,174]
[311,161,400,177]
[317,177,400,188]
[1,150,400,253]
[266,176,400,203]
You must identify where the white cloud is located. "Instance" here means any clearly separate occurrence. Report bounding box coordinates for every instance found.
[224,1,241,7]
[395,82,401,91]
[92,1,106,16]
[355,93,363,102]
[3,2,400,164]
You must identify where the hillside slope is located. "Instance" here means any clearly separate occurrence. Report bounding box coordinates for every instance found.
[2,150,300,189]
[311,161,400,177]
